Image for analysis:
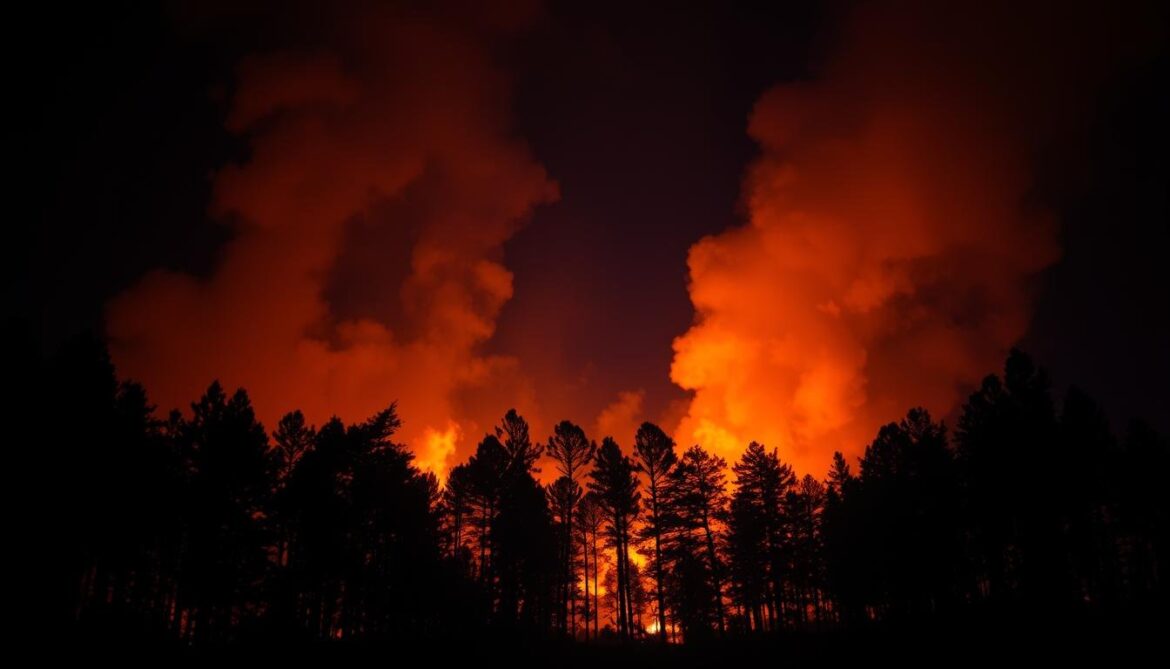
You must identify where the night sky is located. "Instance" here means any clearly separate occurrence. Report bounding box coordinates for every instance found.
[11,0,1168,476]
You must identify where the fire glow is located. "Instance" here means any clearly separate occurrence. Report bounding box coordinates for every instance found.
[104,1,1139,476]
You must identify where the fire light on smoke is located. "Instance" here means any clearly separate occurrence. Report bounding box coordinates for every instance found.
[103,1,1154,476]
[670,0,1140,475]
[594,390,645,445]
[105,4,557,461]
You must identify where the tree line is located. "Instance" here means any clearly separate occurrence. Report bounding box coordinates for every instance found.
[44,336,1167,646]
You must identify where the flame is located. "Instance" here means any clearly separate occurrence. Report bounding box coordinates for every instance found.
[417,421,461,483]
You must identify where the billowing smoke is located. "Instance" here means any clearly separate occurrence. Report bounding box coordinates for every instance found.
[595,390,645,446]
[671,1,1157,475]
[107,3,557,480]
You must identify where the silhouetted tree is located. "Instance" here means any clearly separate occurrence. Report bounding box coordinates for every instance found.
[272,411,313,483]
[578,492,605,639]
[493,442,557,633]
[663,526,718,641]
[345,405,440,636]
[175,382,272,643]
[729,442,794,631]
[957,350,1064,607]
[548,475,583,633]
[545,420,595,635]
[55,335,184,640]
[588,437,641,639]
[443,463,475,566]
[53,337,1170,648]
[632,421,677,642]
[498,408,542,474]
[822,451,861,624]
[280,416,349,638]
[1057,387,1119,607]
[443,410,556,634]
[275,403,446,639]
[669,444,729,636]
[783,475,826,626]
[466,435,510,601]
[854,408,959,619]
[627,556,651,636]
[1115,419,1168,600]
[271,411,314,578]
[727,483,766,632]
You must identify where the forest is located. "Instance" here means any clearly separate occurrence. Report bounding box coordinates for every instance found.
[36,334,1168,655]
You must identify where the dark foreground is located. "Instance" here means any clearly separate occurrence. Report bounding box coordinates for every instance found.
[58,606,1168,666]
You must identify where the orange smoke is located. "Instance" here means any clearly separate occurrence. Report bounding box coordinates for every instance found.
[106,4,557,472]
[671,0,1152,476]
[595,390,645,445]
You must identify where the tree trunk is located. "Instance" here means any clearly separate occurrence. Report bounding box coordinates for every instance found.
[701,511,726,635]
[582,524,590,640]
[568,508,575,636]
[615,523,628,638]
[479,504,489,585]
[650,484,667,643]
[592,527,600,638]
[622,524,636,637]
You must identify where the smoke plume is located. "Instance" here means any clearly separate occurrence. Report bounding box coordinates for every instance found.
[595,390,646,446]
[107,3,557,480]
[671,0,1155,475]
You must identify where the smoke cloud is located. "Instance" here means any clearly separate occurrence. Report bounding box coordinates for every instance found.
[595,390,646,446]
[107,3,557,480]
[106,1,1160,480]
[671,0,1156,475]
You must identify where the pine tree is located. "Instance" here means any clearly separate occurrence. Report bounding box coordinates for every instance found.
[545,421,595,635]
[670,444,729,635]
[588,437,641,639]
[729,442,794,630]
[632,422,677,641]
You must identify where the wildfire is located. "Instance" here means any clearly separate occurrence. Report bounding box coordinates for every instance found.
[417,421,461,483]
[670,1,1069,475]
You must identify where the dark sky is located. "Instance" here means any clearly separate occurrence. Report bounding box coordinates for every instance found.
[496,1,833,430]
[11,0,1168,452]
